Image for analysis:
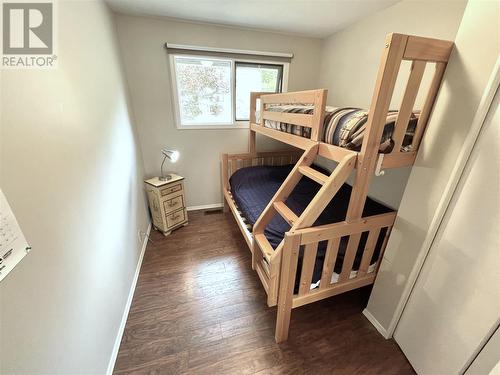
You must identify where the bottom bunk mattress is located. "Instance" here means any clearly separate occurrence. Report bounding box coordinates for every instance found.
[229,164,394,288]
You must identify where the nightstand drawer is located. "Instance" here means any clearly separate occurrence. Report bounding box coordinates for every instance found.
[163,195,184,214]
[160,183,182,196]
[166,208,186,228]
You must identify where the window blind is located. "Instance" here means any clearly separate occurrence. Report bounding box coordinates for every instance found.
[165,43,293,63]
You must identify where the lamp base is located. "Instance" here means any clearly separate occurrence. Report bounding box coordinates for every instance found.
[159,174,173,181]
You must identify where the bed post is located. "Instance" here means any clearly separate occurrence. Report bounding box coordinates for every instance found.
[346,33,407,221]
[249,130,256,154]
[275,232,301,343]
[249,92,265,154]
[310,89,328,141]
[221,153,229,213]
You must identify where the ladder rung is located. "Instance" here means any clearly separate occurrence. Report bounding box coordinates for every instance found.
[254,233,274,262]
[273,201,299,226]
[299,166,328,185]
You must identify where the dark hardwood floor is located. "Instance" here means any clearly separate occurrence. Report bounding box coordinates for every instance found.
[114,210,414,374]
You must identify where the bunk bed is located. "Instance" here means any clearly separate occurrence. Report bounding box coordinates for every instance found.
[221,33,454,343]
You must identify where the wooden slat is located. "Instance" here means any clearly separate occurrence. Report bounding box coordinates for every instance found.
[412,62,447,150]
[297,212,396,245]
[357,228,381,277]
[319,238,340,290]
[260,89,318,104]
[250,122,317,150]
[260,258,270,277]
[255,260,270,293]
[393,60,426,151]
[318,143,358,164]
[254,233,274,262]
[298,243,318,295]
[275,234,301,343]
[339,233,362,282]
[249,131,256,154]
[273,201,299,226]
[403,35,454,63]
[267,257,281,307]
[262,110,314,128]
[298,165,328,185]
[346,33,407,221]
[228,159,233,178]
[292,274,376,308]
[221,153,229,191]
[376,227,393,267]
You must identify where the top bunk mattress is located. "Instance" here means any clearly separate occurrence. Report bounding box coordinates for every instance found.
[258,105,419,153]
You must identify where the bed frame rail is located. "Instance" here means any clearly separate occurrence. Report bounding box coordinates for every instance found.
[275,211,397,342]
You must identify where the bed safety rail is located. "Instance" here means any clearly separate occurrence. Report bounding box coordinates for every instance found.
[249,89,328,148]
[369,33,453,170]
[275,211,397,342]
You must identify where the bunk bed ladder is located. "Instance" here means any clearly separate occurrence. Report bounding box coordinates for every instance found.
[252,145,319,265]
[253,145,357,306]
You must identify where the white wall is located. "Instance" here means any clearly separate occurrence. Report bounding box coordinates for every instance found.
[113,15,323,208]
[317,0,467,208]
[0,1,149,374]
[366,0,500,334]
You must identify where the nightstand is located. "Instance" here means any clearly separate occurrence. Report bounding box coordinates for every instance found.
[144,175,188,236]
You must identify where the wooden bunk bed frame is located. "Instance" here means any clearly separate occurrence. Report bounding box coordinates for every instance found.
[221,33,454,342]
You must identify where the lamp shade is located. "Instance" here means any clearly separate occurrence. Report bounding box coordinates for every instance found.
[161,149,179,163]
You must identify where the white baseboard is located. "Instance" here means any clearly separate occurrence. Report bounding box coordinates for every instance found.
[106,222,151,375]
[187,203,223,211]
[363,308,391,339]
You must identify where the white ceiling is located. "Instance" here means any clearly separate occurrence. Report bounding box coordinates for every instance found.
[106,0,400,38]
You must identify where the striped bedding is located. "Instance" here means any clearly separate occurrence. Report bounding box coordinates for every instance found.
[260,105,419,153]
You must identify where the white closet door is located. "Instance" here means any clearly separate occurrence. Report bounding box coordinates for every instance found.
[466,326,500,375]
[394,88,500,374]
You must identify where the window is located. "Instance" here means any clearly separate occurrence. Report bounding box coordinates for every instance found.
[170,55,287,129]
[235,62,283,121]
[172,56,232,126]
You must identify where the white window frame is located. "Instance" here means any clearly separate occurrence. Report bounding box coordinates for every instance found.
[169,54,289,130]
